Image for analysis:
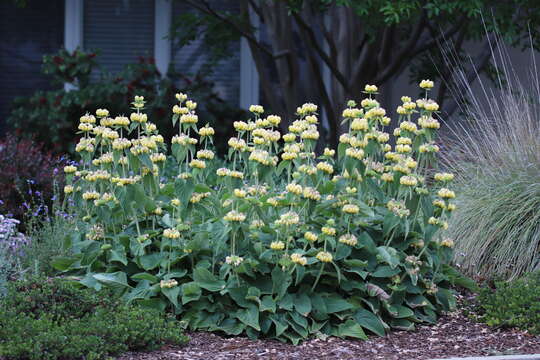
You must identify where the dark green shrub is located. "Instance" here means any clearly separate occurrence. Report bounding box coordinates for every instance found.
[0,277,188,360]
[476,271,540,334]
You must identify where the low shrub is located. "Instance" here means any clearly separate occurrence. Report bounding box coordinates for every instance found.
[475,272,540,334]
[0,277,188,360]
[0,134,64,221]
[57,82,463,344]
[0,214,28,293]
[7,48,244,155]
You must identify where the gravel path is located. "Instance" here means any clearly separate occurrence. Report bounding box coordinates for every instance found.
[118,295,540,360]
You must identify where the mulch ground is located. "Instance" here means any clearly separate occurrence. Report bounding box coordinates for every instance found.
[118,294,540,360]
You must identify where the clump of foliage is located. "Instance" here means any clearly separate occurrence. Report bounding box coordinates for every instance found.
[0,214,28,293]
[442,44,540,280]
[21,194,78,277]
[0,134,64,221]
[56,82,463,344]
[0,277,188,360]
[475,272,540,334]
[7,48,244,154]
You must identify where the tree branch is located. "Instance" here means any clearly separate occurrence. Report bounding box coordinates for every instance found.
[292,10,352,94]
[411,18,466,57]
[247,0,263,20]
[375,11,427,84]
[180,0,273,59]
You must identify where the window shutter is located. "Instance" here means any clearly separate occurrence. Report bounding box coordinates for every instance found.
[84,0,155,76]
[0,1,64,128]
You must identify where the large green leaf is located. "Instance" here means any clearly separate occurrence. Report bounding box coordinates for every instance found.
[93,272,130,289]
[131,272,159,282]
[355,308,386,336]
[181,282,202,304]
[218,318,245,335]
[51,256,80,272]
[260,295,276,313]
[271,267,291,299]
[377,246,400,268]
[161,285,181,308]
[338,319,368,339]
[235,304,260,331]
[324,295,354,313]
[193,267,226,292]
[294,293,312,316]
[139,253,164,271]
[109,246,128,266]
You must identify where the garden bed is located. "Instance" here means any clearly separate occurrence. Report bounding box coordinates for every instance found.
[118,294,540,360]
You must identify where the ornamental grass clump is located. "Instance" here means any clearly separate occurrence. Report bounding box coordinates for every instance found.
[442,44,540,280]
[57,82,461,343]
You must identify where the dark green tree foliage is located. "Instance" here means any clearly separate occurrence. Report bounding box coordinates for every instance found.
[172,0,540,146]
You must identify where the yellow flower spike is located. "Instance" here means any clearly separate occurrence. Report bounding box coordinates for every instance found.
[424,101,439,112]
[396,137,412,145]
[199,126,215,137]
[270,241,285,250]
[96,108,109,117]
[171,198,181,206]
[364,84,378,93]
[267,115,281,126]
[224,210,247,222]
[175,93,187,102]
[283,133,296,142]
[419,79,434,89]
[323,148,335,157]
[64,165,77,174]
[434,173,454,182]
[180,114,198,124]
[185,100,197,110]
[400,175,418,187]
[64,185,74,194]
[189,159,206,169]
[249,104,264,115]
[440,238,455,248]
[396,144,412,153]
[437,188,456,199]
[163,228,180,239]
[160,279,178,288]
[351,118,369,131]
[345,147,365,160]
[316,162,334,174]
[196,149,215,160]
[304,231,318,242]
[290,253,308,266]
[302,187,321,201]
[316,251,333,263]
[342,204,359,214]
[321,226,336,236]
[82,191,100,201]
[275,211,300,226]
[233,189,247,198]
[339,234,358,246]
